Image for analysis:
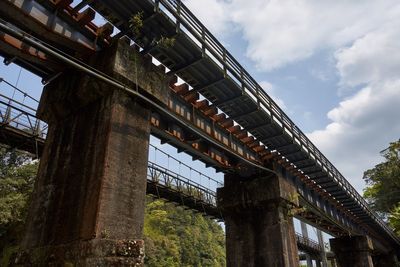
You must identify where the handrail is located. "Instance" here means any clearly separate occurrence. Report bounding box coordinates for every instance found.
[149,143,223,187]
[0,77,39,104]
[0,95,47,138]
[147,161,217,206]
[295,232,322,252]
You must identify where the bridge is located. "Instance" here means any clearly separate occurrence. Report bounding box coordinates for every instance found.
[0,91,330,266]
[0,91,332,266]
[0,0,398,266]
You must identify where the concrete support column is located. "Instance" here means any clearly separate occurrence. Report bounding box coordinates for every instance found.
[217,172,300,267]
[373,252,399,267]
[300,221,313,267]
[316,229,328,267]
[14,40,169,266]
[305,254,313,267]
[330,236,374,267]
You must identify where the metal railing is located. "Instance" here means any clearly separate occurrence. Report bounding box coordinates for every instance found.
[147,161,217,206]
[0,94,47,139]
[149,143,223,188]
[295,232,322,252]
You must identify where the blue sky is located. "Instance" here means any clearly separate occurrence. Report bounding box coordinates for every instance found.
[1,0,399,194]
[183,0,400,193]
[2,0,398,251]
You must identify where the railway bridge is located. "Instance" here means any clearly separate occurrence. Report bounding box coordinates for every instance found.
[0,92,332,266]
[0,0,399,266]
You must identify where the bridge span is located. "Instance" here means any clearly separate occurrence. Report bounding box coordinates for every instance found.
[0,0,399,266]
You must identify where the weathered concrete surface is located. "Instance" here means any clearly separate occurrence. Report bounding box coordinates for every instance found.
[16,239,144,266]
[96,39,169,106]
[373,251,399,267]
[217,172,300,267]
[330,235,374,267]
[13,40,169,266]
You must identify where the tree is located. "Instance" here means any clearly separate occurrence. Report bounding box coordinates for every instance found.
[0,148,226,265]
[389,204,400,235]
[363,139,400,233]
[0,148,37,265]
[144,196,226,266]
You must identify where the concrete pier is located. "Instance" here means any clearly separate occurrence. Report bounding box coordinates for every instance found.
[217,172,300,267]
[15,40,169,266]
[300,221,313,267]
[330,235,374,267]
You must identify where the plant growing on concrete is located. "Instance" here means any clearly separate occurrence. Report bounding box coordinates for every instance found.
[158,36,176,49]
[286,192,306,216]
[100,229,110,239]
[129,11,144,36]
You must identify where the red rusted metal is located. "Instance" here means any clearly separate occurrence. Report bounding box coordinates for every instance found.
[76,8,95,26]
[52,0,73,9]
[0,34,48,60]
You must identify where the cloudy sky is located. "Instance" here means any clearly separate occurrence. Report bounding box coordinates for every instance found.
[0,0,399,194]
[182,0,400,192]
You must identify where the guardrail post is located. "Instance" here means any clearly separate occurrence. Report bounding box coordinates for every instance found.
[33,120,40,135]
[222,49,227,77]
[5,101,12,123]
[176,0,181,33]
[240,68,245,93]
[154,0,160,13]
[201,26,206,57]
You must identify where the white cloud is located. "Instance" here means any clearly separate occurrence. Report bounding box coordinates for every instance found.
[309,81,400,191]
[308,25,400,191]
[183,0,231,35]
[182,0,400,193]
[310,68,329,82]
[259,81,287,110]
[183,0,400,71]
[230,0,400,71]
[335,24,400,88]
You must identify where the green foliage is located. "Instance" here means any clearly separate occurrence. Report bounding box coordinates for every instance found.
[389,203,400,236]
[0,245,19,267]
[0,147,225,265]
[0,148,37,262]
[363,139,400,233]
[129,11,144,36]
[144,197,226,266]
[0,164,37,225]
[158,36,176,49]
